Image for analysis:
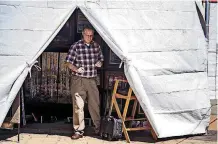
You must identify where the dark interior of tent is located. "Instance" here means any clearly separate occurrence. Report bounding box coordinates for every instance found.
[5,8,140,128]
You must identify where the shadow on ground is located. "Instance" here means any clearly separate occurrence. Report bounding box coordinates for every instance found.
[0,129,19,142]
[0,122,217,143]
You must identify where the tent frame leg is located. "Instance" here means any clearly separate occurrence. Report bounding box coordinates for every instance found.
[18,91,21,143]
[18,123,20,142]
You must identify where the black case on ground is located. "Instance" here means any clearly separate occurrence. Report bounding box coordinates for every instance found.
[99,116,122,141]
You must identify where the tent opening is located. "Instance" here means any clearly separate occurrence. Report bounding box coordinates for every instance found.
[0,1,211,140]
[3,8,135,132]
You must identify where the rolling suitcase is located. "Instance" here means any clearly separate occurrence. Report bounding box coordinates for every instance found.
[99,116,122,141]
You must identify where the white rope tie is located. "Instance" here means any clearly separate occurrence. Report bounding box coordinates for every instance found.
[26,61,41,77]
[119,60,124,68]
[119,57,132,68]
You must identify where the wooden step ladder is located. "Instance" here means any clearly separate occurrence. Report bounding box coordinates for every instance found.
[108,79,157,143]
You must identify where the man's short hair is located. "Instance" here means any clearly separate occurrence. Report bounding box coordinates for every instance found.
[82,26,94,34]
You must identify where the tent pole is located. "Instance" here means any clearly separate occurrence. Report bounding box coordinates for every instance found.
[205,0,210,40]
[18,85,25,142]
[21,84,26,126]
[18,90,21,142]
[205,0,210,79]
[18,122,20,142]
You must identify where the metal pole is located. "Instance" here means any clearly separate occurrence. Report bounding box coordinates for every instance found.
[18,122,20,142]
[18,86,26,142]
[205,0,210,40]
[21,86,26,126]
[18,91,21,143]
[205,0,210,77]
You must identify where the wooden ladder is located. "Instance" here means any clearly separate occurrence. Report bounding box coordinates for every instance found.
[109,79,157,143]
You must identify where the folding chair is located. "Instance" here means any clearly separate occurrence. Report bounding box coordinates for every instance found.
[108,79,157,143]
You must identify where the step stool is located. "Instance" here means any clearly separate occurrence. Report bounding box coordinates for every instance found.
[108,79,157,143]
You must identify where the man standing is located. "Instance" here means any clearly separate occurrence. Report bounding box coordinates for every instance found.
[65,27,104,139]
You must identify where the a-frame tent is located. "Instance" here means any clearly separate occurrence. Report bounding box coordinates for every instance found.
[0,0,210,138]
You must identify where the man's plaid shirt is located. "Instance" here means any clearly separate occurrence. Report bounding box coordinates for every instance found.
[66,40,104,78]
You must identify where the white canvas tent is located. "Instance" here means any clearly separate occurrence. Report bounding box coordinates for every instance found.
[207,2,218,99]
[0,0,211,138]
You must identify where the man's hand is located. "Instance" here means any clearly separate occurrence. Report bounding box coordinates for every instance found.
[76,67,85,73]
[65,62,78,72]
[95,61,102,68]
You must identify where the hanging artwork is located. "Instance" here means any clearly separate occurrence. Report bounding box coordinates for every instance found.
[104,71,126,90]
[40,52,59,103]
[96,73,101,86]
[25,52,59,103]
[51,21,72,45]
[109,49,121,64]
[77,10,93,33]
[58,53,72,104]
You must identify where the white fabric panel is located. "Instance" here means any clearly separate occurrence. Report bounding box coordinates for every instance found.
[109,29,205,52]
[208,76,216,91]
[208,64,216,77]
[208,53,216,65]
[208,3,217,99]
[47,1,77,9]
[0,57,27,85]
[153,108,210,138]
[0,0,210,139]
[85,9,200,30]
[0,2,76,125]
[0,30,52,59]
[16,1,48,7]
[81,1,210,138]
[209,26,217,40]
[149,89,208,111]
[126,1,196,11]
[209,90,216,99]
[138,72,207,94]
[212,3,217,99]
[0,5,70,30]
[82,2,205,55]
[0,57,27,106]
[0,66,30,128]
[0,1,21,6]
[129,50,206,75]
[208,40,217,53]
[85,1,196,11]
[209,3,217,41]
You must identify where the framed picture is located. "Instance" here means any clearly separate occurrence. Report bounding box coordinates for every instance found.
[104,71,126,89]
[96,73,101,86]
[138,105,144,115]
[52,21,72,45]
[77,10,93,33]
[109,49,121,65]
[49,12,76,47]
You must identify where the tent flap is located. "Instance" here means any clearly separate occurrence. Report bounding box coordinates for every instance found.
[0,2,76,125]
[81,1,210,138]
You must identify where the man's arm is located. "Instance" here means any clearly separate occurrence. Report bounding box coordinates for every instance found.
[65,62,78,72]
[65,45,78,72]
[98,45,104,62]
[95,45,104,67]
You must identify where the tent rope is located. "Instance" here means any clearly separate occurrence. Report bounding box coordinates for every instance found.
[26,61,41,77]
[119,57,132,68]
